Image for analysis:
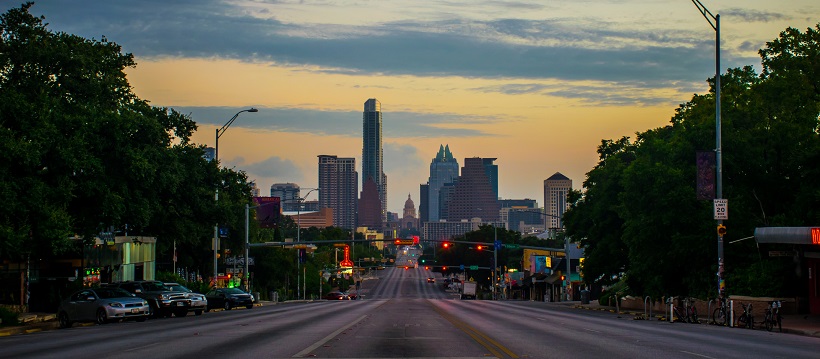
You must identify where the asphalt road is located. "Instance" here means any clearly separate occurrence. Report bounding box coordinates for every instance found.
[1,264,818,358]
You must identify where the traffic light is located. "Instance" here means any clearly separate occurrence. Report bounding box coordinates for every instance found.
[560,275,565,282]
[717,224,727,236]
[442,266,447,271]
[442,242,450,249]
[476,245,483,251]
[424,266,429,270]
[394,239,401,245]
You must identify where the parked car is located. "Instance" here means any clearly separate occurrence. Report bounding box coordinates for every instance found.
[107,280,189,318]
[164,282,207,316]
[57,287,150,328]
[324,291,349,300]
[205,288,254,311]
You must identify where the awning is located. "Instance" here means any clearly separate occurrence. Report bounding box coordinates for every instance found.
[754,227,820,245]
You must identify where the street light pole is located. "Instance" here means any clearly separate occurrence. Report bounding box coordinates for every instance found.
[692,0,724,298]
[213,108,258,288]
[296,188,319,300]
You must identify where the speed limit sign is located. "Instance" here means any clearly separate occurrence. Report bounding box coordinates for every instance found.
[714,199,728,220]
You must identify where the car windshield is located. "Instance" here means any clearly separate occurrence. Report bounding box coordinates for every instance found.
[166,284,189,292]
[143,282,168,291]
[94,287,133,299]
[222,288,245,294]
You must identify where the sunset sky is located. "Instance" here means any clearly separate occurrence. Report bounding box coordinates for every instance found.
[28,0,819,214]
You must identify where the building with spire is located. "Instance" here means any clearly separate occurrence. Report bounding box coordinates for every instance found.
[400,194,418,231]
[544,172,572,230]
[362,99,386,225]
[425,144,459,222]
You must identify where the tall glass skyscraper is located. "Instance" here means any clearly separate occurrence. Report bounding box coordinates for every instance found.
[362,99,386,223]
[426,145,459,221]
[318,155,358,229]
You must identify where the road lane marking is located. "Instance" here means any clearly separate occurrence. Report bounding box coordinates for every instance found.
[430,301,519,358]
[681,351,716,359]
[292,315,368,358]
[123,342,161,352]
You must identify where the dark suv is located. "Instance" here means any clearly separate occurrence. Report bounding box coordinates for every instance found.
[108,281,190,318]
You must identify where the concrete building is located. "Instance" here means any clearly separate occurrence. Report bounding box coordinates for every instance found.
[362,99,386,224]
[287,207,333,229]
[423,218,505,243]
[318,155,358,229]
[425,145,459,222]
[447,157,500,222]
[544,172,572,230]
[270,183,301,212]
[358,177,382,229]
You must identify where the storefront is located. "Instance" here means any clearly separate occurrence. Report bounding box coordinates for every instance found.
[754,227,820,314]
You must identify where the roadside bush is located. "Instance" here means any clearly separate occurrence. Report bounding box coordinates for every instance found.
[0,306,20,326]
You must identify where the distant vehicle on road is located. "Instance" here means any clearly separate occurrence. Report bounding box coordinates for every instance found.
[461,281,477,300]
[205,288,254,311]
[164,282,207,316]
[57,287,150,328]
[325,291,349,300]
[426,277,436,283]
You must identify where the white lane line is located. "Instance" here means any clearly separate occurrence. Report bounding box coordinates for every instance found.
[681,351,717,359]
[292,315,368,358]
[123,342,161,352]
[583,328,602,333]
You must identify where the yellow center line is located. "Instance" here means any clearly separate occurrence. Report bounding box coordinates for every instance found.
[430,301,519,358]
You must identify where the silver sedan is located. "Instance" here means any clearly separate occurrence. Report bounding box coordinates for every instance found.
[57,287,150,328]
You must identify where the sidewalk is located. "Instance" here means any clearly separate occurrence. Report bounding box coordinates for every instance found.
[548,300,820,338]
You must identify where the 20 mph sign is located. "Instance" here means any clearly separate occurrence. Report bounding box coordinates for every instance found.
[714,199,728,220]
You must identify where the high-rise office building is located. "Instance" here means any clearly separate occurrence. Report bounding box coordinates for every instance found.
[418,184,429,223]
[426,145,459,221]
[270,183,301,212]
[362,99,386,224]
[318,155,358,229]
[544,172,572,229]
[358,177,382,229]
[447,157,500,221]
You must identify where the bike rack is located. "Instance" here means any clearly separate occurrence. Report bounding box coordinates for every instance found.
[707,299,714,324]
[643,296,652,320]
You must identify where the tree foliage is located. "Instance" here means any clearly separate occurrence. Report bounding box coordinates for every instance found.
[563,23,820,299]
[0,4,251,280]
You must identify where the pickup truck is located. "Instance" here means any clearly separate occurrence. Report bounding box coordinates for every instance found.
[460,281,477,300]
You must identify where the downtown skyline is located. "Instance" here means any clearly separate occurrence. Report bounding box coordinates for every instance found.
[26,1,820,214]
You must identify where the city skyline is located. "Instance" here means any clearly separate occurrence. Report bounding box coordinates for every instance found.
[27,1,820,214]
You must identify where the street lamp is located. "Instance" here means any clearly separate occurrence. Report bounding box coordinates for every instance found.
[296,188,319,300]
[691,0,724,298]
[213,108,258,288]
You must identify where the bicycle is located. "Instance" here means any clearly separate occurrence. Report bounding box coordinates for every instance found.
[669,297,699,323]
[736,302,754,329]
[711,296,729,326]
[763,300,782,332]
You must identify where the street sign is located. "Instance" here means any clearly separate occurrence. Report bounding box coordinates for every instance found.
[460,264,465,270]
[494,240,502,250]
[469,265,479,270]
[713,199,728,220]
[504,244,520,249]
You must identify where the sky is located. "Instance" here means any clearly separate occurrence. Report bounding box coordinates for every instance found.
[22,0,820,214]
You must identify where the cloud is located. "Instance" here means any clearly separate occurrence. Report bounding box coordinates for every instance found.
[723,8,789,23]
[172,106,492,138]
[228,156,304,183]
[31,1,740,90]
[384,142,425,175]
